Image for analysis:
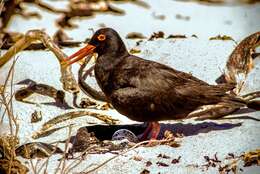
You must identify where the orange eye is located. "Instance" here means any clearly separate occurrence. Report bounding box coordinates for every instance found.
[97,34,106,41]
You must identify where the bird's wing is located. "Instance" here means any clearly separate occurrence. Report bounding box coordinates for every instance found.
[111,56,230,107]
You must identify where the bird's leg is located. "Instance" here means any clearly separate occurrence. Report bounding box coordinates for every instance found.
[150,122,161,139]
[139,122,152,140]
[139,122,161,141]
[0,29,79,93]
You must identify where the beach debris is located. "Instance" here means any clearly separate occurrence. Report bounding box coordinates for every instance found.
[57,1,124,28]
[0,135,28,173]
[126,32,146,39]
[156,161,169,167]
[216,31,260,94]
[157,154,170,159]
[152,12,166,20]
[179,0,260,4]
[209,35,235,42]
[15,79,72,109]
[41,111,118,130]
[32,111,118,139]
[146,161,152,167]
[172,156,181,164]
[0,30,81,50]
[130,48,142,54]
[175,14,190,21]
[0,159,28,174]
[0,30,79,93]
[15,142,63,159]
[191,34,198,38]
[112,129,139,143]
[148,31,165,40]
[140,169,150,174]
[31,110,43,123]
[167,34,187,39]
[68,127,99,154]
[242,149,260,167]
[32,125,73,139]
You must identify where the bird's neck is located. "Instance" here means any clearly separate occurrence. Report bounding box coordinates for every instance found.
[96,51,127,71]
[94,51,128,97]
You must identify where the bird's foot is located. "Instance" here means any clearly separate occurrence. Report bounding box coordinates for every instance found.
[143,132,180,147]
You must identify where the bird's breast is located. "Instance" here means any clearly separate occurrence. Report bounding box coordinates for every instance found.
[94,62,114,96]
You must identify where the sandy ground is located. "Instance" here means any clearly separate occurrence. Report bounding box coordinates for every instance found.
[0,0,260,173]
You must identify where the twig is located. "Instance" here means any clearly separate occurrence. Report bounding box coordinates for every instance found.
[64,146,98,174]
[54,126,72,174]
[83,139,173,174]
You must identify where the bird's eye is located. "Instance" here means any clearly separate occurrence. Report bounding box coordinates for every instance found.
[97,34,106,41]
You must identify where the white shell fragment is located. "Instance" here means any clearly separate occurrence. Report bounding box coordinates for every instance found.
[112,129,139,143]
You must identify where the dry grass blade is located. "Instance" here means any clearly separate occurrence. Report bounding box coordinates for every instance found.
[41,111,118,130]
[0,57,19,135]
[54,126,72,174]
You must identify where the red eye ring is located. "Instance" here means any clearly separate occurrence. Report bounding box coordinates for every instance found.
[97,34,106,41]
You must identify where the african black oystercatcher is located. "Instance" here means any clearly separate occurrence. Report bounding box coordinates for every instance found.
[64,28,259,140]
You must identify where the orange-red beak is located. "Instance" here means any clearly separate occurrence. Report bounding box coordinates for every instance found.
[63,44,96,65]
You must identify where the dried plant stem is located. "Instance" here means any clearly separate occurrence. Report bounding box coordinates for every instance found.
[64,146,98,174]
[0,30,79,92]
[54,126,72,174]
[0,58,18,135]
[83,139,173,174]
[42,111,118,130]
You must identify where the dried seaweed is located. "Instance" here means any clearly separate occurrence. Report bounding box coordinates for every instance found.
[175,14,190,21]
[140,169,150,174]
[172,156,181,164]
[15,79,72,109]
[126,32,146,39]
[209,35,235,42]
[167,34,187,39]
[0,135,28,173]
[0,30,81,50]
[15,142,63,159]
[130,48,141,54]
[152,12,166,20]
[156,161,169,167]
[32,125,74,139]
[56,1,125,28]
[148,31,165,40]
[216,31,260,94]
[178,0,260,5]
[242,149,260,167]
[0,30,79,93]
[0,0,65,30]
[42,111,118,130]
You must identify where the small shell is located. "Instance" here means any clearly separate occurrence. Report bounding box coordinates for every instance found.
[112,129,139,143]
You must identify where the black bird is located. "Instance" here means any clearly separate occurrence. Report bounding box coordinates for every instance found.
[64,28,259,140]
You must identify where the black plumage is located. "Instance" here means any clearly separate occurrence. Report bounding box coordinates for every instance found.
[65,28,257,139]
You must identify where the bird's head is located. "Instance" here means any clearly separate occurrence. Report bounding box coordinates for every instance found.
[64,28,128,65]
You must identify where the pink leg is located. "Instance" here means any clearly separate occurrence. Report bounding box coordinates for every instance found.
[150,122,161,140]
[139,122,161,141]
[139,122,152,141]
